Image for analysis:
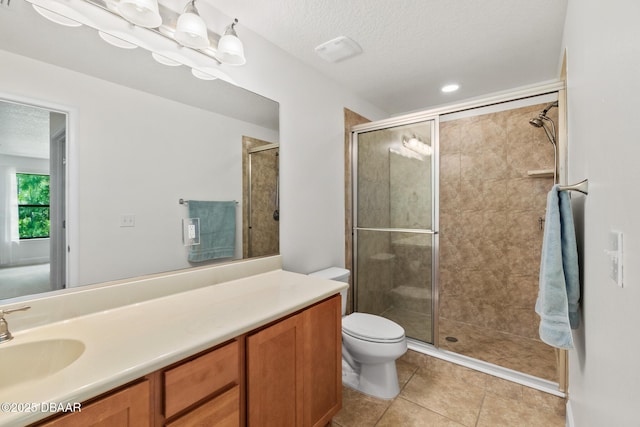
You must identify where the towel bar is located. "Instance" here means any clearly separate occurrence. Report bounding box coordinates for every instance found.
[558,179,588,195]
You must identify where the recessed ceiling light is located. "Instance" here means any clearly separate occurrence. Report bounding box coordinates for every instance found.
[441,84,460,93]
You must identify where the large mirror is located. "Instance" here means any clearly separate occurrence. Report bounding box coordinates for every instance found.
[0,0,279,301]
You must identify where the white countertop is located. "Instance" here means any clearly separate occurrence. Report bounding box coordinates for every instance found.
[0,269,346,426]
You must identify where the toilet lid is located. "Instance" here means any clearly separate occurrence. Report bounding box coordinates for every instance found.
[342,313,405,342]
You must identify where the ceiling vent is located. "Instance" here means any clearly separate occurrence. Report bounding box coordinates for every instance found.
[315,36,362,63]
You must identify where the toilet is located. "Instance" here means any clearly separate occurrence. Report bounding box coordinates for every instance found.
[309,267,407,400]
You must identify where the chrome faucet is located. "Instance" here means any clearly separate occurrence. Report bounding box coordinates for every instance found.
[0,306,31,343]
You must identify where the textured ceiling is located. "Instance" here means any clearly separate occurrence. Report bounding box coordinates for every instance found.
[0,101,50,159]
[206,0,568,115]
[1,0,567,121]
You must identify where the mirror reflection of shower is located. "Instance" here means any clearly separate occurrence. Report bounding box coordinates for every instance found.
[529,101,558,183]
[273,151,279,221]
[242,137,279,259]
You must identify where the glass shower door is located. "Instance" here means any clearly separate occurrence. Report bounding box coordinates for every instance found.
[353,119,437,344]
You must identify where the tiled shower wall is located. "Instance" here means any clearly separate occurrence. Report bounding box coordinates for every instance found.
[242,137,279,259]
[439,103,557,340]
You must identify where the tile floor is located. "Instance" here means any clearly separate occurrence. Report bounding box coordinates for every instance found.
[333,350,566,427]
[382,304,558,382]
[438,318,558,382]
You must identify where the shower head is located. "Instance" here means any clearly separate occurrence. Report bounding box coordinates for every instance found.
[529,101,558,127]
[540,101,558,117]
[529,117,544,128]
[528,101,559,184]
[529,101,558,144]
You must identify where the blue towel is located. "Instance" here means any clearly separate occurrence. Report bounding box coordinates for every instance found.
[535,185,580,349]
[187,201,236,262]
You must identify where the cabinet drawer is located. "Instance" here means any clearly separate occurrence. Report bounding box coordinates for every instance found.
[164,340,239,418]
[36,380,150,427]
[166,385,239,427]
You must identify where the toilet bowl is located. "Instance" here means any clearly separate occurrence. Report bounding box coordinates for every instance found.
[309,267,408,400]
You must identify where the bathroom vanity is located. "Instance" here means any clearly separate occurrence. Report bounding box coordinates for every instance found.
[0,257,345,426]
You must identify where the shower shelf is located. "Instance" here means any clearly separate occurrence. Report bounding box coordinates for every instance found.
[527,169,554,178]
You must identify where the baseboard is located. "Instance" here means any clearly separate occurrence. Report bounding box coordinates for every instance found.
[566,400,575,427]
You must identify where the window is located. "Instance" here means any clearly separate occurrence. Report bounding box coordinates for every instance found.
[17,173,50,239]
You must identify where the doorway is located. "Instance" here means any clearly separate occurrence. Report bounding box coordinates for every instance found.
[0,99,67,299]
[242,136,279,258]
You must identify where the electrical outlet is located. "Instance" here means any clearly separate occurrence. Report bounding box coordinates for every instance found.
[119,214,136,227]
[182,218,200,246]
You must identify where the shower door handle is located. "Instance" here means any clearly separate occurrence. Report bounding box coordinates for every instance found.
[354,227,437,234]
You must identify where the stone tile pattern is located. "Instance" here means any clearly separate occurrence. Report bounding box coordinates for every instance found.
[438,104,558,379]
[344,108,373,314]
[333,350,565,427]
[241,136,279,258]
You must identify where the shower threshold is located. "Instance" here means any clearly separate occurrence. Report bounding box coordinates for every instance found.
[407,338,565,398]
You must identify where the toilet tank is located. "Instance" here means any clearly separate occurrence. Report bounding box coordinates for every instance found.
[308,267,350,315]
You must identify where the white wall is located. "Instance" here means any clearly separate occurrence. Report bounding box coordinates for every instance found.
[215,25,388,274]
[562,1,640,425]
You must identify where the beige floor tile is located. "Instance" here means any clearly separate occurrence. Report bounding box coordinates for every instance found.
[485,375,524,400]
[376,397,465,427]
[477,394,565,427]
[400,349,430,369]
[333,386,392,427]
[425,356,489,389]
[439,317,557,381]
[522,387,566,417]
[397,358,419,389]
[401,369,485,426]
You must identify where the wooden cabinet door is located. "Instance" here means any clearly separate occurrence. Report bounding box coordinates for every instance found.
[246,313,304,427]
[303,295,342,427]
[37,380,150,427]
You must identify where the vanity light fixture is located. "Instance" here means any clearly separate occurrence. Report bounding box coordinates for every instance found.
[441,83,460,93]
[191,67,237,85]
[174,0,209,49]
[32,5,83,27]
[216,19,246,65]
[191,68,217,80]
[28,0,248,73]
[151,52,182,66]
[98,31,138,49]
[117,0,162,28]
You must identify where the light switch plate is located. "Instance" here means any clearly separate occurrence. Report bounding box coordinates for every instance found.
[607,230,623,287]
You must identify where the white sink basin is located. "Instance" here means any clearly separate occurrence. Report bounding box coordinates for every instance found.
[0,339,85,387]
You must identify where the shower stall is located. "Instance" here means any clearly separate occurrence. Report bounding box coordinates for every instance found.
[242,137,279,258]
[350,88,566,391]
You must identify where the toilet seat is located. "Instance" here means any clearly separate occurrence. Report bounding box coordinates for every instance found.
[342,313,405,343]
